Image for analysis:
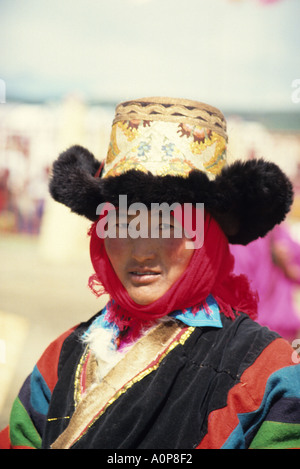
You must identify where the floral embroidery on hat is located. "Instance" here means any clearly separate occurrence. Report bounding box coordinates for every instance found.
[105,156,148,178]
[102,99,228,180]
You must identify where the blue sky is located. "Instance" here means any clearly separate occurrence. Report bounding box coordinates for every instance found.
[0,0,299,111]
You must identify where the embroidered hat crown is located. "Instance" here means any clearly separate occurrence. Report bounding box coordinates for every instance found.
[102,97,228,180]
[49,96,293,245]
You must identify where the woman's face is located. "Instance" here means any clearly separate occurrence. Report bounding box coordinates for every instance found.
[104,210,194,305]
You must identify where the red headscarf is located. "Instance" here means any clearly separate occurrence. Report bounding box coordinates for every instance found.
[88,209,258,326]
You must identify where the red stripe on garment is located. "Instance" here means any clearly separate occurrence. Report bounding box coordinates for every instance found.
[0,426,11,449]
[197,338,295,449]
[36,326,77,393]
[1,427,37,449]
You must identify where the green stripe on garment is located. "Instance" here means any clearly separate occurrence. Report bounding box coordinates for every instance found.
[250,421,300,449]
[9,397,42,449]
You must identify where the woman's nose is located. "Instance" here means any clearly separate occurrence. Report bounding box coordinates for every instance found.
[130,237,157,263]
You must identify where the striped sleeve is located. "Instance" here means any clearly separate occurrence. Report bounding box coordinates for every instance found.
[198,338,300,449]
[0,327,75,449]
[249,365,300,449]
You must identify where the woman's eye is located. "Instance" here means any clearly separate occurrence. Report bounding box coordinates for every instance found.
[116,222,129,233]
[156,223,175,237]
[111,221,128,234]
[159,223,174,230]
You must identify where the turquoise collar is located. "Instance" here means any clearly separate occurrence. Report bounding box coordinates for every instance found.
[171,295,223,328]
[82,295,223,344]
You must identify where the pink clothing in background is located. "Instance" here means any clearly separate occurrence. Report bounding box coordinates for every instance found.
[231,224,300,341]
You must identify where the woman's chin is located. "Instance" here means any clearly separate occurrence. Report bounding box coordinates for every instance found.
[127,286,164,306]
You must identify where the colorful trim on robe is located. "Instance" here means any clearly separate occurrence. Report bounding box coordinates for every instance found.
[2,304,300,449]
[171,294,223,328]
[197,339,300,449]
[81,295,222,354]
[0,327,76,449]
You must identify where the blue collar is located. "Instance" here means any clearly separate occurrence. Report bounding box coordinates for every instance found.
[83,295,223,344]
[170,295,223,328]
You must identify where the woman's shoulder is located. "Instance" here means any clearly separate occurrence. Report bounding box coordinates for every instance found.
[219,311,296,376]
[188,311,295,382]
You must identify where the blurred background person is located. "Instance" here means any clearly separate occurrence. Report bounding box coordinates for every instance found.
[231,223,300,342]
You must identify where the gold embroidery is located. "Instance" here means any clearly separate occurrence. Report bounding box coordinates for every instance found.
[47,416,70,422]
[74,347,89,407]
[156,158,196,177]
[51,323,194,449]
[117,121,140,141]
[106,124,120,163]
[203,133,227,175]
[103,99,228,180]
[114,98,227,141]
[104,157,148,178]
[91,326,195,420]
[70,326,195,445]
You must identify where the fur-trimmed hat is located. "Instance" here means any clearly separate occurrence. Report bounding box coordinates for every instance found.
[49,97,293,245]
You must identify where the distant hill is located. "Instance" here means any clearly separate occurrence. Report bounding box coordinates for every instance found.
[225,111,300,132]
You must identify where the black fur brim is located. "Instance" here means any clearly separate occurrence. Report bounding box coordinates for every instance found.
[49,145,294,245]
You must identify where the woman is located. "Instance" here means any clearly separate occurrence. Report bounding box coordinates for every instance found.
[1,97,300,449]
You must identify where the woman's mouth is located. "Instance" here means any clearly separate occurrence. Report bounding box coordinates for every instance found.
[129,270,161,284]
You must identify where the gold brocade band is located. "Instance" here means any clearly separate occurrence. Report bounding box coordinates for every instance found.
[50,322,194,449]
